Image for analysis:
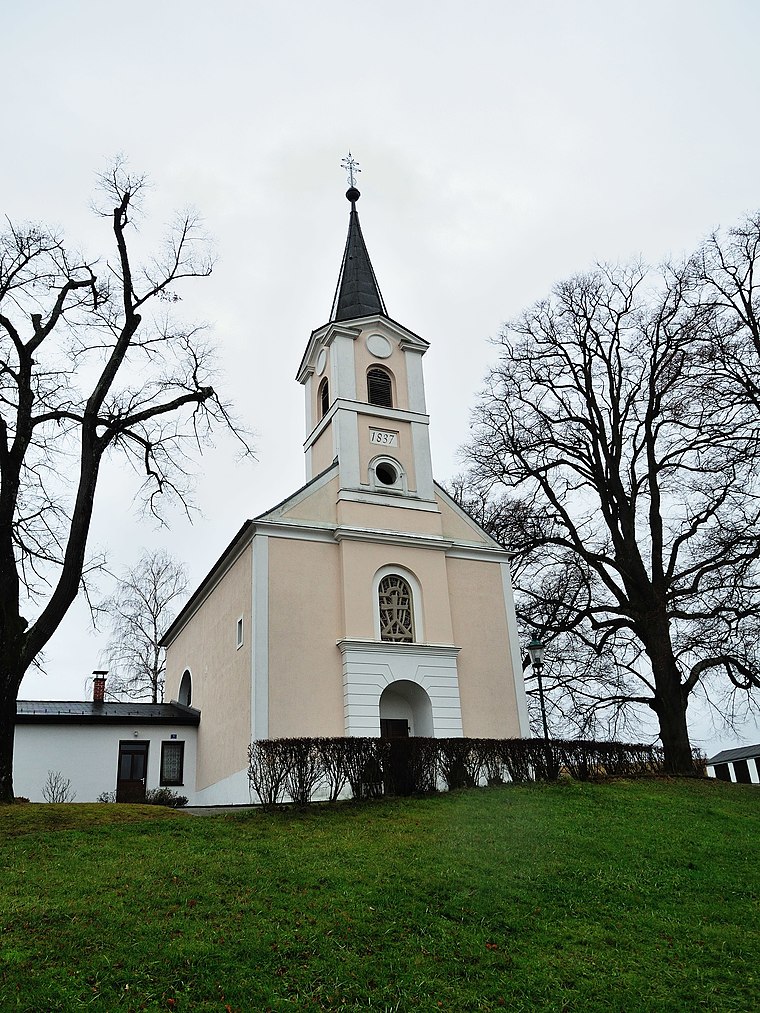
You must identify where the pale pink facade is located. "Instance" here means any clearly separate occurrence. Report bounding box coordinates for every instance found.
[162,190,529,804]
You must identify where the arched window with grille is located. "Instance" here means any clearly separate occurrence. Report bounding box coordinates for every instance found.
[318,377,329,419]
[378,574,414,642]
[367,367,393,408]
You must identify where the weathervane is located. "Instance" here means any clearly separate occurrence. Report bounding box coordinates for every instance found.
[341,151,361,189]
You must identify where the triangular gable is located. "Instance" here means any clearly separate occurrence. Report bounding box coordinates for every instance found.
[434,482,509,552]
[255,462,339,526]
[296,314,429,384]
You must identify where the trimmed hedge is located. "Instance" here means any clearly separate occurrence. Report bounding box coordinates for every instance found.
[247,736,686,806]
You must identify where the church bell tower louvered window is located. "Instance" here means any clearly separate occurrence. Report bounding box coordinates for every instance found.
[367,367,393,408]
[318,377,329,419]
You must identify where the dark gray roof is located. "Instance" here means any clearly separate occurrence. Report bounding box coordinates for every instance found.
[331,188,387,322]
[16,701,200,725]
[706,744,760,765]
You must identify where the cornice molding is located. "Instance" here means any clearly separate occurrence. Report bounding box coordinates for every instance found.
[252,520,336,543]
[446,545,513,562]
[335,526,451,551]
[303,398,429,450]
[251,518,511,560]
[337,638,460,658]
[337,490,440,512]
[296,322,362,383]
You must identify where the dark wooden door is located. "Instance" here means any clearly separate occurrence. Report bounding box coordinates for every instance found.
[116,741,149,802]
[380,718,409,739]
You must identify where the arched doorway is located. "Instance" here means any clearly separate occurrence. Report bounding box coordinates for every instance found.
[379,680,433,738]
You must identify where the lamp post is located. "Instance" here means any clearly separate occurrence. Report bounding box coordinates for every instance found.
[526,633,549,741]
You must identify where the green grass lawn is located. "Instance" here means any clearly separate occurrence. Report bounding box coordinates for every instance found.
[0,779,757,1012]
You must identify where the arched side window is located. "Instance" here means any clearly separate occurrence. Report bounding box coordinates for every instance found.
[367,367,393,408]
[318,377,329,419]
[378,574,415,642]
[178,669,192,707]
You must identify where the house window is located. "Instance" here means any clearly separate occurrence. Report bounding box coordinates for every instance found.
[160,741,185,786]
[319,377,329,419]
[378,574,414,642]
[236,617,244,649]
[367,367,393,408]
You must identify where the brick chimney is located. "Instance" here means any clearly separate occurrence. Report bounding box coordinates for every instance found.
[92,670,107,704]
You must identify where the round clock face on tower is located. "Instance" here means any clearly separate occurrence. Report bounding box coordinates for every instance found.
[366,333,392,359]
[316,348,327,375]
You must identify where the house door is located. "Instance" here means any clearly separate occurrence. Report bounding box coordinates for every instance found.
[116,741,149,802]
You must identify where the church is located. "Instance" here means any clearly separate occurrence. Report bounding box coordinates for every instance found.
[14,169,529,805]
[158,174,529,804]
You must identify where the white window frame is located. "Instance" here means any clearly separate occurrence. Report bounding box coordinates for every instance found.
[368,455,408,494]
[236,616,244,650]
[160,740,185,787]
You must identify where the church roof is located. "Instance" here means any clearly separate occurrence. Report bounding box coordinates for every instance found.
[330,187,387,322]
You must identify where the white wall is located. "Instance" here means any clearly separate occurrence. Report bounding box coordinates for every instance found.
[13,724,198,803]
[338,639,463,738]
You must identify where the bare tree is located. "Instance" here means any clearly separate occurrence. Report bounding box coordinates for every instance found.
[42,770,76,803]
[0,161,249,801]
[449,480,650,741]
[463,249,760,774]
[101,549,188,703]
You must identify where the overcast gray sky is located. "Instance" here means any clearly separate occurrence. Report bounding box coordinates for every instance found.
[6,1,760,754]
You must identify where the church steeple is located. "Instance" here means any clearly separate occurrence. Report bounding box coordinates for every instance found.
[330,186,387,322]
[297,156,435,506]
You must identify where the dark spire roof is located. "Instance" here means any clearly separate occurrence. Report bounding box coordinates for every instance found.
[330,187,387,322]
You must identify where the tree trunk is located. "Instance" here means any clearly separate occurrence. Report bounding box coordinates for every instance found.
[648,642,698,775]
[0,602,25,803]
[0,680,19,802]
[655,695,697,774]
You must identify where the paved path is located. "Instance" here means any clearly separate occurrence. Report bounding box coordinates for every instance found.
[181,805,257,816]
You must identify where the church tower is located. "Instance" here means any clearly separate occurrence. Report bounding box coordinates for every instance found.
[296,182,435,507]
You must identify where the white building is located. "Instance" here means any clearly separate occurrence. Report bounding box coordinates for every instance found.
[14,674,199,803]
[706,745,760,784]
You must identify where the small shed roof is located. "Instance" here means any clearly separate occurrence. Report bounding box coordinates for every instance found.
[16,701,200,726]
[706,744,760,765]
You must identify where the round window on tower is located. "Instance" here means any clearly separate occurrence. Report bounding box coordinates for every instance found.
[375,461,398,486]
[370,456,406,493]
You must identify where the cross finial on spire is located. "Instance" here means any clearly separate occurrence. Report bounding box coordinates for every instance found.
[341,151,361,189]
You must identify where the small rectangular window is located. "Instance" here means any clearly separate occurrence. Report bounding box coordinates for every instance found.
[160,741,185,786]
[236,616,244,649]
